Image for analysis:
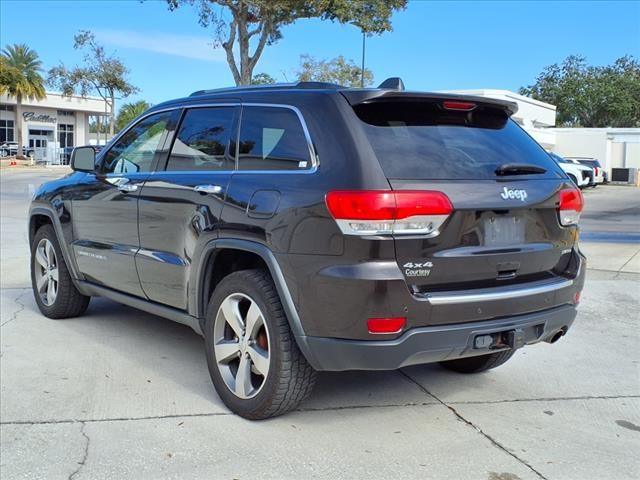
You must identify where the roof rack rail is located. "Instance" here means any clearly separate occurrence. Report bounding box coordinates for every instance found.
[189,81,344,97]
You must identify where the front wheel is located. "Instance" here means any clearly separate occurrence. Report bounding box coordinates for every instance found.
[204,269,316,420]
[439,349,515,373]
[30,224,90,318]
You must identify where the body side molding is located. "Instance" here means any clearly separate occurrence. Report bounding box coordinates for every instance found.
[78,281,203,335]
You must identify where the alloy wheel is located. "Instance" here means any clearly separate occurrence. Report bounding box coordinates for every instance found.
[34,238,59,306]
[213,293,271,399]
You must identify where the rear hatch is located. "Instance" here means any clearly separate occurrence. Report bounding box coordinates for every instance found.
[347,93,581,320]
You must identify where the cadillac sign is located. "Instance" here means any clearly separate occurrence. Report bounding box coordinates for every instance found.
[23,112,57,124]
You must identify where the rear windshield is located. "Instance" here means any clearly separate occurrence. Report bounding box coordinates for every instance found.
[353,101,564,180]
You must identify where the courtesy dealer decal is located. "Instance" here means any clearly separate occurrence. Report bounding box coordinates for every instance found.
[404,261,433,277]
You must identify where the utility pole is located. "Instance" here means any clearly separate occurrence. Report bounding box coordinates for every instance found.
[361,29,366,88]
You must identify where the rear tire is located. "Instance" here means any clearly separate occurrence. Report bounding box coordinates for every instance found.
[204,269,316,419]
[30,224,90,318]
[439,349,515,374]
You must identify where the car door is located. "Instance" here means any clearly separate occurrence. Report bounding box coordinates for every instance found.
[71,110,175,297]
[136,105,239,310]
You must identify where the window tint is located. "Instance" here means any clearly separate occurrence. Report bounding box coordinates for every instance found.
[238,106,311,171]
[101,111,172,174]
[354,101,564,180]
[167,107,236,171]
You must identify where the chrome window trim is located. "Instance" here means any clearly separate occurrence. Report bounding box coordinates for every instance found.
[236,103,319,174]
[103,102,319,175]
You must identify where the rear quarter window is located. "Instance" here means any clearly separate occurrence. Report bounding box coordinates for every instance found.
[238,106,312,171]
[353,101,564,180]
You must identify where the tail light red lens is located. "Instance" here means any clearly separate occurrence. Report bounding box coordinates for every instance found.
[442,101,477,111]
[367,317,406,334]
[325,190,453,236]
[558,188,584,226]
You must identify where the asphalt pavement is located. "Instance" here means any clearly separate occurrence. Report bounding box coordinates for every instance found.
[1,168,639,480]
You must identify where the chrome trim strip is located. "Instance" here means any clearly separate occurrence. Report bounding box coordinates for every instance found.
[120,102,319,174]
[422,278,574,305]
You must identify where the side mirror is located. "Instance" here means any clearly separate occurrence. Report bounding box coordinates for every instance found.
[71,146,96,172]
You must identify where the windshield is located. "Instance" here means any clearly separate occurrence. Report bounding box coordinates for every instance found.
[353,101,565,180]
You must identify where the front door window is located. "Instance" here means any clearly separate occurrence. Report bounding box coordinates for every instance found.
[101,111,173,174]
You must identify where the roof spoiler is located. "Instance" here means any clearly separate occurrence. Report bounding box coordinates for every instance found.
[342,90,519,116]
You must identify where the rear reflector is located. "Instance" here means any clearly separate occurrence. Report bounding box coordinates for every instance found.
[558,188,584,226]
[573,291,581,305]
[325,190,453,236]
[367,317,406,334]
[442,101,477,111]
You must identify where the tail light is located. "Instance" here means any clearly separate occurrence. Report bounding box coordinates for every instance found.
[325,190,453,236]
[558,188,584,226]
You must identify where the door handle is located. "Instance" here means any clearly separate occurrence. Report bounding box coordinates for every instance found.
[194,184,223,195]
[117,183,138,193]
[108,176,138,193]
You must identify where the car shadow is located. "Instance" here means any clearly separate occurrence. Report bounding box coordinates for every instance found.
[26,296,449,414]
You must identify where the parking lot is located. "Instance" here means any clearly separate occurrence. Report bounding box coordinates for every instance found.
[1,168,639,480]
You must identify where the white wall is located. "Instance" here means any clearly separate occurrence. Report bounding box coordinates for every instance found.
[1,92,107,115]
[551,128,640,173]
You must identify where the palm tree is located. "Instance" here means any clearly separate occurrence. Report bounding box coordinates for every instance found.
[116,100,151,132]
[1,44,46,157]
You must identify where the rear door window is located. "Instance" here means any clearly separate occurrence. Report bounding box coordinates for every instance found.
[237,106,312,171]
[166,107,236,171]
[353,101,564,180]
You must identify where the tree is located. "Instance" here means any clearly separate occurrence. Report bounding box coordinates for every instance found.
[0,44,46,157]
[297,54,373,87]
[251,72,276,84]
[166,0,406,85]
[520,55,640,127]
[48,31,138,135]
[116,100,152,132]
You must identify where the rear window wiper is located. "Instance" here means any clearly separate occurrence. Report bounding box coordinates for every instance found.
[495,163,547,175]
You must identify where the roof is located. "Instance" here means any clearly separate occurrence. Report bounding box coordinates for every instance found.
[152,79,519,116]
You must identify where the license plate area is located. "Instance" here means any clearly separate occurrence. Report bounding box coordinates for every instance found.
[484,216,524,246]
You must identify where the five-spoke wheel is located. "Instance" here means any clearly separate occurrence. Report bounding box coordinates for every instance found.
[33,238,59,306]
[213,293,270,399]
[205,269,316,419]
[30,224,90,318]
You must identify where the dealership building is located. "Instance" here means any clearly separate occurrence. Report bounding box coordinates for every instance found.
[0,91,109,160]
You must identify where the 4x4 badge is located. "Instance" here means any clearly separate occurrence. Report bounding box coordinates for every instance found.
[403,261,433,277]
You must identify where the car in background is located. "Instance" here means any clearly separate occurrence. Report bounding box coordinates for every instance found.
[0,142,34,157]
[549,153,594,188]
[569,157,606,184]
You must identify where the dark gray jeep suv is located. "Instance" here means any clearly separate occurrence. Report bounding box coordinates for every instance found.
[29,80,586,419]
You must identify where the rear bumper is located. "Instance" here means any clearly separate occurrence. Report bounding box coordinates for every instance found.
[299,304,577,371]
